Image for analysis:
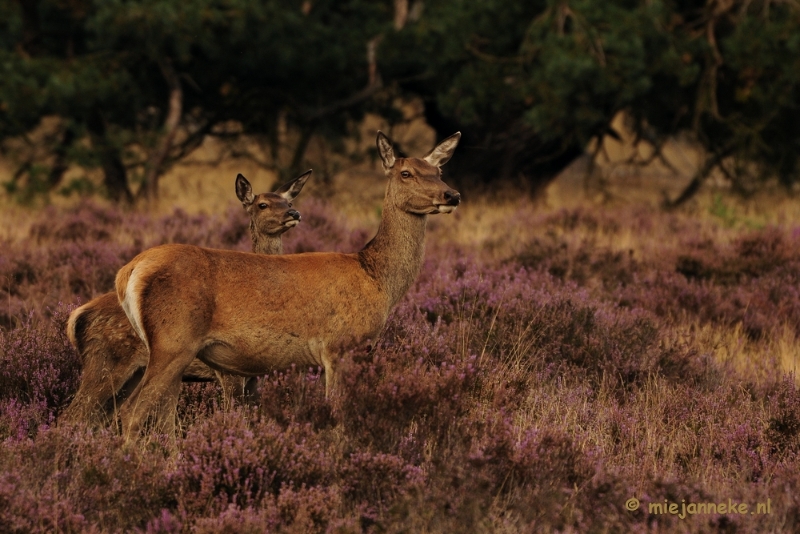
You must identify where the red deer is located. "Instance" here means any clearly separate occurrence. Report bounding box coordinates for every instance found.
[116,131,461,439]
[62,171,310,427]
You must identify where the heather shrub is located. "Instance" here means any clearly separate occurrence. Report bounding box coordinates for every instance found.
[0,306,79,429]
[0,426,173,533]
[153,208,246,250]
[617,269,800,339]
[173,410,337,517]
[341,451,425,519]
[141,509,183,534]
[514,210,800,341]
[49,240,133,300]
[215,204,252,250]
[0,245,47,328]
[765,377,800,456]
[29,201,125,244]
[284,197,370,254]
[518,232,640,289]
[611,226,800,339]
[191,505,278,534]
[533,206,629,235]
[512,206,674,291]
[190,500,358,534]
[391,411,597,531]
[2,196,800,531]
[176,382,221,429]
[402,256,709,391]
[272,484,346,532]
[675,227,795,284]
[0,399,51,442]
[1,238,136,319]
[463,414,591,495]
[337,347,479,453]
[255,366,332,430]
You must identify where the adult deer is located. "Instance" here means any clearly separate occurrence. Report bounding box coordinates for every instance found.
[61,171,310,427]
[116,131,461,439]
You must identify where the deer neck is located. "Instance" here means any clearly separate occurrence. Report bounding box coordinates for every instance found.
[251,224,284,255]
[358,195,428,308]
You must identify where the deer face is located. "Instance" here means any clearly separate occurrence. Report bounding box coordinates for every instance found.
[245,192,300,235]
[377,132,461,215]
[236,171,310,235]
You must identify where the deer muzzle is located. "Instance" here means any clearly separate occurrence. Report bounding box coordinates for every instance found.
[444,190,461,206]
[283,210,301,227]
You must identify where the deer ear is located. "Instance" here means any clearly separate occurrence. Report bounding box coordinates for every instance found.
[376,131,396,170]
[423,132,461,167]
[235,174,255,205]
[275,169,311,201]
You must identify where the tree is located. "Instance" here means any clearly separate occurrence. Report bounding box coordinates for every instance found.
[380,0,800,199]
[3,1,798,203]
[1,0,169,201]
[1,0,393,201]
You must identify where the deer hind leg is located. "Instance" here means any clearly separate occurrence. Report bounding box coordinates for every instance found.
[119,346,195,442]
[111,367,145,419]
[62,349,146,428]
[62,365,117,427]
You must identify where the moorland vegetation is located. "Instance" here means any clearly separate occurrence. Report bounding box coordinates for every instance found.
[2,183,800,531]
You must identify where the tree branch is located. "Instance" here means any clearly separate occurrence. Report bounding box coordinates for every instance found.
[663,143,735,208]
[394,0,409,30]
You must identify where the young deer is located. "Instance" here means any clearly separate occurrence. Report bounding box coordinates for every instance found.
[116,131,461,439]
[61,171,310,427]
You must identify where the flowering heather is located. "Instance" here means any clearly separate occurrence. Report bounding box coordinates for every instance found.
[0,196,799,531]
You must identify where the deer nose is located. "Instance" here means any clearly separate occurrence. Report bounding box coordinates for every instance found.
[444,190,461,206]
[288,209,300,220]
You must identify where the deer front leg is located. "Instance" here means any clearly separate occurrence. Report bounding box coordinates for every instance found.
[322,351,340,399]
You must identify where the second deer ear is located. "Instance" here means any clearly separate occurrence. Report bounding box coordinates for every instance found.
[236,174,255,205]
[275,169,312,201]
[423,132,461,167]
[376,131,396,170]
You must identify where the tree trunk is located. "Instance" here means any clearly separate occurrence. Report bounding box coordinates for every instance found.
[87,112,133,203]
[139,58,183,201]
[101,149,133,203]
[288,124,316,180]
[16,0,41,57]
[664,146,732,209]
[394,0,408,30]
[48,126,75,189]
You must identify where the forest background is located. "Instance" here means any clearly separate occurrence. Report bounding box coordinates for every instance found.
[2,0,799,205]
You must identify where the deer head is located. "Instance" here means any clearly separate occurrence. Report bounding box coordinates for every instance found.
[376,131,461,215]
[235,170,310,236]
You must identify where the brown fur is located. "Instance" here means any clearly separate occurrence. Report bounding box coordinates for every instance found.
[116,132,461,440]
[60,171,310,427]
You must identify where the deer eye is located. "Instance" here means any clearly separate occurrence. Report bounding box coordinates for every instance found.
[258,203,268,210]
[400,171,411,178]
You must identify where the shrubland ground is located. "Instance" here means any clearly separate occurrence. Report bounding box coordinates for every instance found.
[1,155,800,532]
